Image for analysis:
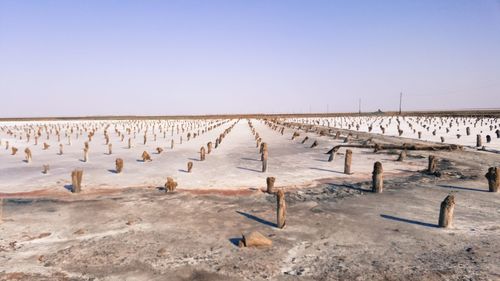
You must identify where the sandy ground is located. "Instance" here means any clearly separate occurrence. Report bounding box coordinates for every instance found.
[0,118,499,280]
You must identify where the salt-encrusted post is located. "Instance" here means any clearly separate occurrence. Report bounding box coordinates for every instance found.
[266,177,276,193]
[115,158,124,173]
[276,189,286,229]
[428,155,437,174]
[438,195,455,228]
[485,167,499,193]
[262,150,268,172]
[71,169,83,193]
[187,161,193,173]
[372,161,383,193]
[200,147,206,161]
[344,149,352,174]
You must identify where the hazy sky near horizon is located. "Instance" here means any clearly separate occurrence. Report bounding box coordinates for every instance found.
[1,0,500,117]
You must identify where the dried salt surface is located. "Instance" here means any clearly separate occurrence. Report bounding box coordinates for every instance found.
[0,119,426,194]
[284,116,500,151]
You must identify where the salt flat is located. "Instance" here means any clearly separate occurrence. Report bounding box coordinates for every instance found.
[0,118,429,194]
[1,115,499,280]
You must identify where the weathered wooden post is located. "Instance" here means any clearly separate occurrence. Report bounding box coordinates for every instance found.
[165,177,178,192]
[276,189,286,229]
[108,143,113,155]
[59,144,64,155]
[428,155,437,174]
[115,158,124,173]
[187,161,193,173]
[260,142,267,154]
[71,169,83,193]
[485,167,499,193]
[42,164,50,174]
[262,150,268,172]
[476,134,482,147]
[438,195,455,228]
[397,150,406,161]
[266,177,275,193]
[83,148,89,162]
[141,151,152,162]
[207,142,212,154]
[200,147,206,161]
[171,139,174,149]
[24,148,32,163]
[128,138,132,149]
[344,149,352,174]
[372,161,383,193]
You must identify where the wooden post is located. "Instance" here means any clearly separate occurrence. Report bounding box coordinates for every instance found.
[328,151,335,162]
[476,134,482,147]
[141,151,151,162]
[397,150,406,161]
[83,148,89,162]
[276,189,286,229]
[24,148,32,163]
[207,142,212,154]
[115,158,124,173]
[266,177,275,193]
[108,143,112,155]
[485,167,499,192]
[171,139,174,149]
[344,149,352,174]
[200,147,206,161]
[59,144,64,155]
[262,150,268,172]
[165,177,178,192]
[71,169,83,193]
[187,161,193,173]
[372,161,383,193]
[438,195,455,228]
[428,155,437,174]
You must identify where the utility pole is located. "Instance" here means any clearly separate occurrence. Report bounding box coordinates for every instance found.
[399,92,403,115]
[358,98,361,115]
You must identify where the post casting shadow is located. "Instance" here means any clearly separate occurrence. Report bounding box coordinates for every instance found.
[380,214,438,228]
[241,157,260,162]
[178,169,188,173]
[309,167,343,174]
[229,238,241,247]
[236,211,276,227]
[188,157,200,162]
[63,184,73,192]
[108,169,118,174]
[437,184,488,193]
[236,166,262,173]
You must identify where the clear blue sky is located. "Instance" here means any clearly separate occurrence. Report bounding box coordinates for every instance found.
[1,0,499,117]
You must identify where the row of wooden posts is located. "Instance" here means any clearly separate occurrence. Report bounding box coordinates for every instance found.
[265,119,500,229]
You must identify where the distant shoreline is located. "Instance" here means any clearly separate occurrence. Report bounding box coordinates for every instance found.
[1,109,500,121]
